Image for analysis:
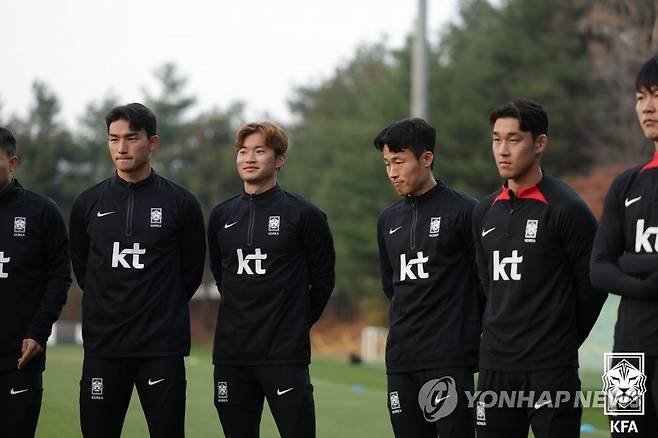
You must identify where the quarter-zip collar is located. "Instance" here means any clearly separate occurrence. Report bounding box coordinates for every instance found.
[492,177,549,205]
[641,151,658,172]
[0,179,21,204]
[403,180,444,206]
[240,184,282,201]
[112,168,158,189]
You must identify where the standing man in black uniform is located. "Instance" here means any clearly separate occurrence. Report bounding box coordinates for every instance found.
[0,127,71,438]
[373,118,481,438]
[472,100,606,438]
[590,56,658,437]
[207,121,335,438]
[69,103,206,438]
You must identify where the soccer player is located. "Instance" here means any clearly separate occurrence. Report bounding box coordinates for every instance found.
[472,100,606,438]
[69,103,206,438]
[590,56,658,437]
[373,118,482,437]
[207,121,335,438]
[0,127,71,438]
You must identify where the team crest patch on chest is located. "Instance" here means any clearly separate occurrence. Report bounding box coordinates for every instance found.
[150,208,162,228]
[13,217,26,237]
[524,219,538,243]
[268,216,280,235]
[429,217,441,238]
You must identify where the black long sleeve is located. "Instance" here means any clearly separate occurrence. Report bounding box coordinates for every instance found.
[177,195,206,299]
[25,202,71,347]
[69,193,90,290]
[377,215,395,300]
[557,198,607,345]
[302,207,335,324]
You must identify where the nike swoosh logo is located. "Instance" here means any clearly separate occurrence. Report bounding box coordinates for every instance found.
[148,378,165,386]
[434,394,450,404]
[10,388,29,395]
[389,226,403,235]
[534,400,551,409]
[97,211,115,217]
[277,387,294,396]
[224,221,238,229]
[625,196,642,207]
[482,227,496,237]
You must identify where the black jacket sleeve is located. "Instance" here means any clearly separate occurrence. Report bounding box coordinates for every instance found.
[302,206,335,324]
[590,178,658,299]
[25,202,72,347]
[559,198,607,345]
[178,195,206,300]
[377,214,394,300]
[69,195,90,291]
[471,203,491,298]
[617,253,658,276]
[462,202,486,321]
[207,207,222,289]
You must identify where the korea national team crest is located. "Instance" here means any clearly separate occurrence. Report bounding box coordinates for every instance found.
[524,219,538,243]
[429,217,441,238]
[91,378,103,400]
[389,391,402,414]
[603,352,647,416]
[217,381,228,403]
[150,208,162,228]
[476,401,486,426]
[13,216,26,237]
[268,215,280,236]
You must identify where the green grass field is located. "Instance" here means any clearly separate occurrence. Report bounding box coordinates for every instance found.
[37,346,609,437]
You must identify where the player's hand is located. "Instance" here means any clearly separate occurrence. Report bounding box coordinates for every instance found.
[17,338,44,369]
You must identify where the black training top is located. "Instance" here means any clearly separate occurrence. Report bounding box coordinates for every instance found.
[591,152,658,355]
[69,170,206,358]
[377,182,483,374]
[208,184,335,366]
[0,180,71,371]
[473,175,606,372]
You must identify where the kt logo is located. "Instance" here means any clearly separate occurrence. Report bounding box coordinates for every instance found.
[111,242,145,269]
[0,251,10,278]
[237,248,267,275]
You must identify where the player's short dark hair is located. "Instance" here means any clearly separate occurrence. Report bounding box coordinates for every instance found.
[0,127,17,157]
[105,103,157,138]
[373,118,436,166]
[489,99,548,141]
[636,56,658,93]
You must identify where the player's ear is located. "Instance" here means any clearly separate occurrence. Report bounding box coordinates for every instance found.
[275,153,286,171]
[9,155,19,172]
[534,134,547,156]
[422,151,434,168]
[148,135,160,152]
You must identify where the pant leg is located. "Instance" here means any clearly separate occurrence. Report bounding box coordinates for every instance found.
[79,357,134,438]
[135,356,186,438]
[474,369,529,438]
[415,368,475,438]
[0,369,43,438]
[387,372,436,438]
[527,368,582,438]
[214,365,264,438]
[258,365,316,438]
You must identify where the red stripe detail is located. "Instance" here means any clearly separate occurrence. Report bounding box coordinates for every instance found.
[641,152,658,172]
[492,184,548,205]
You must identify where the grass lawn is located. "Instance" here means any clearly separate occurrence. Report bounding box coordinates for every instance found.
[36,346,609,437]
